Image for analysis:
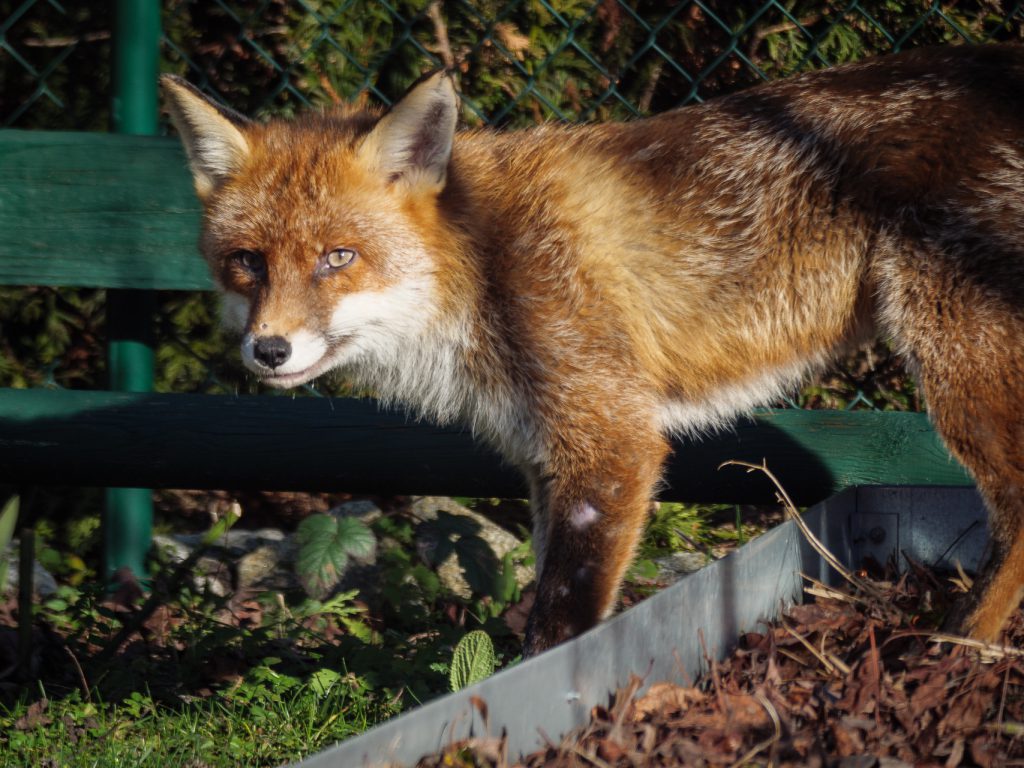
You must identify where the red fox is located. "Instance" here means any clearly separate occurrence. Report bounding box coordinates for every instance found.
[162,43,1024,655]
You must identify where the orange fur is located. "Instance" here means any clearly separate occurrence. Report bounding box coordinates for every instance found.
[162,44,1024,654]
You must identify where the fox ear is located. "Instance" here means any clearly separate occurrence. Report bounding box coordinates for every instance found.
[161,75,251,199]
[360,71,458,189]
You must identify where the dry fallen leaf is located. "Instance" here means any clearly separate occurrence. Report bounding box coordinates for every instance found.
[415,563,1024,767]
[15,698,52,730]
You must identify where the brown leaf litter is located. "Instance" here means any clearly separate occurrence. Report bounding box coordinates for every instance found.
[417,563,1024,767]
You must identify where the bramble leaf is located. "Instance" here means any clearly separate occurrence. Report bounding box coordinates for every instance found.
[295,514,375,599]
[449,630,496,692]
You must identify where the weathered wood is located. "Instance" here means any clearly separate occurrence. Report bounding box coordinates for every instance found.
[0,130,976,506]
[665,408,973,503]
[0,388,971,504]
[0,130,210,290]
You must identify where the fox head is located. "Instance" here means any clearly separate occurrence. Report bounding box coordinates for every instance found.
[161,72,460,388]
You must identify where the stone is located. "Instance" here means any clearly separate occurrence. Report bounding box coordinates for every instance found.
[653,551,707,584]
[144,496,536,604]
[3,547,58,598]
[194,557,231,597]
[152,534,190,565]
[152,534,231,596]
[330,499,384,527]
[170,527,287,555]
[409,496,534,599]
[236,544,299,592]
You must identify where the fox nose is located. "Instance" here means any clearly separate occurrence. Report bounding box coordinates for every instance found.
[253,335,292,369]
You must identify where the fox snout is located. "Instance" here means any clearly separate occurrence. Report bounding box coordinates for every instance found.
[252,335,291,370]
[238,325,334,389]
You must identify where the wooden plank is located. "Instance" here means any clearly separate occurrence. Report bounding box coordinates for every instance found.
[0,130,212,290]
[662,409,972,503]
[0,388,972,504]
[0,129,975,505]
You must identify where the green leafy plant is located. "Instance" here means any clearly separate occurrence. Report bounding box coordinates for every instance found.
[449,630,496,691]
[295,514,376,599]
[639,502,714,560]
[0,495,17,593]
[291,589,376,643]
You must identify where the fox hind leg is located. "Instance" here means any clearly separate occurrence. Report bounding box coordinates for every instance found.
[878,239,1024,642]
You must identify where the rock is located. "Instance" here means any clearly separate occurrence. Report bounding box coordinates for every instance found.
[409,496,534,599]
[152,534,190,565]
[236,544,299,592]
[147,496,535,604]
[152,534,231,596]
[156,526,300,596]
[3,548,59,598]
[170,527,287,555]
[330,499,384,527]
[194,557,232,596]
[654,551,707,584]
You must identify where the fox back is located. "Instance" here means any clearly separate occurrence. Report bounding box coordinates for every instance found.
[164,43,1024,654]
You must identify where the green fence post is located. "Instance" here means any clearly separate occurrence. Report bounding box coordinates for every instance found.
[104,0,160,583]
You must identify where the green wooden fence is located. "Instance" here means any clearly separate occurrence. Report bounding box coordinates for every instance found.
[0,127,972,505]
[1,1,1020,582]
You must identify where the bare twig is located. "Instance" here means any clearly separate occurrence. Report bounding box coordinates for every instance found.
[23,30,110,48]
[781,617,836,675]
[674,526,713,559]
[934,520,983,568]
[775,646,807,667]
[820,629,852,675]
[568,744,615,768]
[730,691,782,768]
[950,560,974,593]
[638,60,664,114]
[928,633,1024,660]
[96,502,242,666]
[868,623,881,726]
[801,572,870,607]
[998,660,1012,727]
[63,643,90,703]
[747,14,824,62]
[427,1,455,70]
[719,459,895,612]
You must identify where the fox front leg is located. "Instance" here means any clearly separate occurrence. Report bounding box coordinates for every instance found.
[522,435,669,656]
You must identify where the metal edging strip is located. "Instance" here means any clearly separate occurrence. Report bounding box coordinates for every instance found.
[290,486,988,767]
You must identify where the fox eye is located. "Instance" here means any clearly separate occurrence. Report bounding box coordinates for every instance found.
[325,247,357,270]
[233,250,266,277]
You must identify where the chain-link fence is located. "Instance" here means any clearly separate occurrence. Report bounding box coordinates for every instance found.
[5,2,1024,128]
[2,1,1023,408]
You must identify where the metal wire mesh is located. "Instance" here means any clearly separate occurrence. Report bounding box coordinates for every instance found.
[4,1,1022,128]
[1,1,1023,408]
[157,0,1024,125]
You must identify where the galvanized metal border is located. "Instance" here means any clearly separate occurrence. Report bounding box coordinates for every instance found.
[290,486,987,768]
[848,486,988,572]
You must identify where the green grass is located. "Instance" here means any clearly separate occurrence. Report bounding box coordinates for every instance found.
[0,496,776,767]
[2,676,391,767]
[634,501,776,563]
[1,585,409,766]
